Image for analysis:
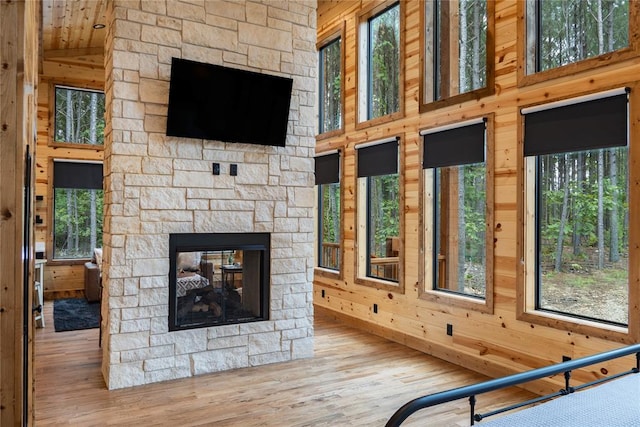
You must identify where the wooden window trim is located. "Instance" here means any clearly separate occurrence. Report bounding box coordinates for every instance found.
[354,136,405,294]
[355,0,405,130]
[317,23,346,141]
[314,151,345,281]
[516,89,640,344]
[47,156,104,264]
[48,82,106,150]
[418,115,495,314]
[419,1,495,114]
[516,1,640,88]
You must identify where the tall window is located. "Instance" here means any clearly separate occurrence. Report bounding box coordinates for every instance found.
[53,86,105,146]
[356,138,400,285]
[52,161,104,260]
[523,90,629,326]
[358,2,401,122]
[319,36,342,135]
[424,0,490,105]
[422,119,491,305]
[526,0,629,75]
[315,152,341,271]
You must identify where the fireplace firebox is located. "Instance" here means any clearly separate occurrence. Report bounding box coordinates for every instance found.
[168,233,270,331]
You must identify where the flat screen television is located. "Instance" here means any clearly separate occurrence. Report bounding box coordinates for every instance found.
[166,57,293,147]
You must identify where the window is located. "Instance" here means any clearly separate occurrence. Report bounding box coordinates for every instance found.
[356,138,400,288]
[522,89,629,329]
[318,33,343,135]
[358,1,402,123]
[52,161,104,260]
[525,0,630,76]
[315,152,341,271]
[421,118,493,311]
[53,86,105,146]
[422,0,493,110]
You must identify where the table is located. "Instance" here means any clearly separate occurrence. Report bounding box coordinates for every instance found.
[221,264,243,289]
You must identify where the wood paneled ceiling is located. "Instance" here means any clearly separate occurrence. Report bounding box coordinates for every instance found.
[41,0,106,59]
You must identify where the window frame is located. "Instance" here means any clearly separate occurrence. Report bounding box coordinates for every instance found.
[356,0,405,130]
[49,83,106,150]
[317,23,346,140]
[47,158,104,265]
[355,136,404,293]
[517,88,640,343]
[419,116,495,313]
[517,1,640,87]
[315,150,344,279]
[420,0,495,114]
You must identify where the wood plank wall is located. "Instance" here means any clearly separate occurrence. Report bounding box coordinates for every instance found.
[35,55,104,299]
[0,0,39,424]
[314,0,640,393]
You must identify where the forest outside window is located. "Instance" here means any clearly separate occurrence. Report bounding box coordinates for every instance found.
[357,1,401,124]
[524,0,631,78]
[422,0,493,111]
[421,119,493,311]
[522,89,629,328]
[315,152,341,272]
[318,33,342,136]
[52,161,104,261]
[355,138,400,288]
[53,85,105,147]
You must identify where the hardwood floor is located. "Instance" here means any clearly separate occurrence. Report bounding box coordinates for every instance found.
[35,302,534,426]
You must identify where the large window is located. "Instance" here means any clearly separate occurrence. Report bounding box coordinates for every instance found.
[52,161,104,260]
[421,119,493,311]
[356,138,400,287]
[523,90,629,328]
[358,1,401,123]
[53,86,105,146]
[315,152,341,271]
[318,34,342,135]
[423,0,492,109]
[525,0,629,75]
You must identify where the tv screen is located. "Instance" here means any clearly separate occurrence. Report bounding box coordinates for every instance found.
[166,58,293,147]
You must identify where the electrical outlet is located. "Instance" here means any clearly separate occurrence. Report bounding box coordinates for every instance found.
[321,289,325,298]
[230,164,238,176]
[373,303,378,314]
[563,355,572,362]
[212,163,220,175]
[446,323,453,336]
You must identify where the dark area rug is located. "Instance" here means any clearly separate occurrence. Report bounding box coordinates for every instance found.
[53,298,100,332]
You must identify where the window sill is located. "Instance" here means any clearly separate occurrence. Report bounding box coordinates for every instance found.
[517,309,632,344]
[420,289,493,314]
[355,276,403,293]
[314,267,342,280]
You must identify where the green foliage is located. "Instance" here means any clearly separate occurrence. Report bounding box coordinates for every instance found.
[54,87,105,145]
[54,189,103,259]
[370,4,400,119]
[368,174,399,258]
[320,38,342,133]
[537,0,629,71]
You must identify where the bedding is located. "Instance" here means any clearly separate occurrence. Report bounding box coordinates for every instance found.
[479,373,640,426]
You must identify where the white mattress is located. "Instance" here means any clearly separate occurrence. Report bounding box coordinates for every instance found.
[479,373,640,426]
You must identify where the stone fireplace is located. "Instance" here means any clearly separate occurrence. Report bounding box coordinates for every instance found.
[101,1,317,389]
[169,233,270,331]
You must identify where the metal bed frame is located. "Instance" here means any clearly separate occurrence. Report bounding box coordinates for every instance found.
[386,343,640,426]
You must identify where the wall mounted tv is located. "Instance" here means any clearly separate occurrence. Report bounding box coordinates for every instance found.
[166,57,293,147]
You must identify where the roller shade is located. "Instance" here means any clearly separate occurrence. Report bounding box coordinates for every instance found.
[315,152,340,185]
[356,139,398,178]
[53,161,103,190]
[523,92,628,157]
[422,121,485,168]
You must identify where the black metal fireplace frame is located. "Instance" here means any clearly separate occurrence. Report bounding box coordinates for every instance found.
[168,232,270,331]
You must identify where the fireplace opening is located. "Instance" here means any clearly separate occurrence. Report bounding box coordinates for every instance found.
[168,233,270,331]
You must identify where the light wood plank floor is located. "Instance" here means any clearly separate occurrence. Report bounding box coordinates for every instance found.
[35,302,534,426]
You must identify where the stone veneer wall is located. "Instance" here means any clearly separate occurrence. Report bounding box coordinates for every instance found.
[102,0,317,389]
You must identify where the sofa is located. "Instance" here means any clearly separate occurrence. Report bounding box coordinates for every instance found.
[84,248,102,303]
